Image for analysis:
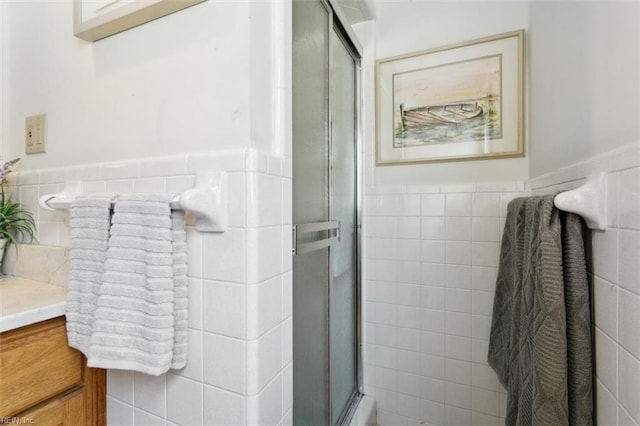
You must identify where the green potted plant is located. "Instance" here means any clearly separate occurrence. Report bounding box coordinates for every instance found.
[0,158,36,269]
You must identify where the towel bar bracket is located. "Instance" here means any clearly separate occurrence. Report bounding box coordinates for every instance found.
[179,172,227,232]
[553,172,606,231]
[37,172,227,233]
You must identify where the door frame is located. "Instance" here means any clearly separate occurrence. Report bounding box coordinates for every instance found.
[291,0,364,423]
[324,1,364,423]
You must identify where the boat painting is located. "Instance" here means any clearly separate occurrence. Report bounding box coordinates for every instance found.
[392,54,502,148]
[393,95,501,147]
[400,102,484,128]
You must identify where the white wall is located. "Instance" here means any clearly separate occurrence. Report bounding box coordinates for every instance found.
[529,141,640,426]
[528,0,640,178]
[1,2,293,425]
[363,1,640,426]
[368,0,530,185]
[0,1,5,158]
[526,2,640,423]
[363,181,526,425]
[9,149,294,425]
[2,0,282,170]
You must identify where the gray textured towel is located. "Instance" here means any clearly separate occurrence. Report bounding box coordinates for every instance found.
[488,195,592,426]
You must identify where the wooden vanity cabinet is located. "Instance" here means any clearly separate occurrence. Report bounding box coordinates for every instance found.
[0,316,106,425]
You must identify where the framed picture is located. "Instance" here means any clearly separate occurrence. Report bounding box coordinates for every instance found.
[376,30,524,165]
[74,0,207,42]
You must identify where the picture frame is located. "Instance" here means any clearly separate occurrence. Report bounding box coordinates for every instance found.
[74,0,207,42]
[376,30,525,165]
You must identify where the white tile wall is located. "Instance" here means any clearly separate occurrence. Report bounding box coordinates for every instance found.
[9,148,293,426]
[364,182,526,426]
[528,140,640,426]
[367,141,640,426]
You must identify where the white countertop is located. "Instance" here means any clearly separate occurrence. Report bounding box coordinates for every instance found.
[0,277,67,333]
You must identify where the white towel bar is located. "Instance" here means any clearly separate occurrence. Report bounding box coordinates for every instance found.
[553,172,606,230]
[38,172,227,233]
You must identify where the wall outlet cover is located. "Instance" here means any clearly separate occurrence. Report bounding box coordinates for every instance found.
[25,114,47,154]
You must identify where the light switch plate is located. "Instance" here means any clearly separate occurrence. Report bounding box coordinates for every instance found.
[25,114,46,154]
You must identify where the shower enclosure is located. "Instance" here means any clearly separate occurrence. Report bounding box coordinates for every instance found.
[292,0,362,424]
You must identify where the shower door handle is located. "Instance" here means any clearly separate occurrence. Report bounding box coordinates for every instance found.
[292,221,340,256]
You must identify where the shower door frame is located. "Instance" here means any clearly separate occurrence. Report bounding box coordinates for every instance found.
[327,4,364,423]
[291,0,365,423]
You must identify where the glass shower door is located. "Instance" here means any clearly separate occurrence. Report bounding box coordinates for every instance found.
[292,0,331,422]
[292,0,360,424]
[329,28,358,426]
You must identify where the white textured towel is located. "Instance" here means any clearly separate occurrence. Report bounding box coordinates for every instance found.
[66,195,114,355]
[87,193,188,375]
[66,193,188,376]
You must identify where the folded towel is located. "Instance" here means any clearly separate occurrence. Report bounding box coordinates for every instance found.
[66,195,113,355]
[106,247,174,265]
[111,212,172,228]
[112,199,176,216]
[109,224,173,241]
[87,193,188,376]
[70,227,110,241]
[108,235,173,253]
[171,213,188,370]
[72,238,109,252]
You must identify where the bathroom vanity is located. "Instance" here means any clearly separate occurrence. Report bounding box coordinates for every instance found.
[0,277,106,425]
